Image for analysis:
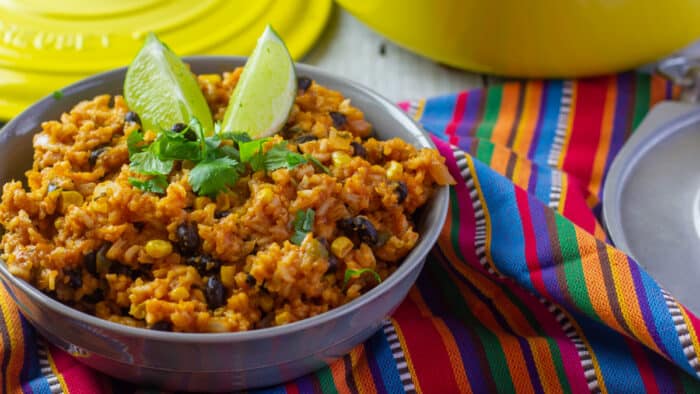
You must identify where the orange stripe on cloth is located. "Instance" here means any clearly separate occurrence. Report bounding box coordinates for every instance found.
[490,83,521,147]
[349,346,377,394]
[0,285,24,394]
[409,290,472,394]
[586,76,617,204]
[413,98,426,121]
[459,267,563,394]
[604,242,663,354]
[575,228,625,334]
[329,355,354,394]
[650,75,668,106]
[512,81,544,158]
[512,155,533,192]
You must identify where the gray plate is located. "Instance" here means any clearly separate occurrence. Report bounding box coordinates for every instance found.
[603,101,700,314]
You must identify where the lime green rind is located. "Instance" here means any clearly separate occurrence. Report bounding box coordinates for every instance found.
[124,33,214,134]
[221,25,297,139]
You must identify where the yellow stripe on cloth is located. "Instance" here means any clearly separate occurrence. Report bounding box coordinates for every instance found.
[0,284,25,394]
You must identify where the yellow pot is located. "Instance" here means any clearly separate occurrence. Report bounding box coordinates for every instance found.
[336,0,700,77]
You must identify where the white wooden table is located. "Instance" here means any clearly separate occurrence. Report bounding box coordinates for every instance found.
[303,7,486,102]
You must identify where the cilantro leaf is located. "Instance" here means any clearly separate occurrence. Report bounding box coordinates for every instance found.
[227,132,252,144]
[52,90,63,100]
[129,176,168,194]
[305,154,330,174]
[239,138,270,162]
[127,130,145,155]
[151,132,201,161]
[130,150,173,175]
[264,142,307,172]
[343,268,382,286]
[189,157,242,196]
[290,209,315,245]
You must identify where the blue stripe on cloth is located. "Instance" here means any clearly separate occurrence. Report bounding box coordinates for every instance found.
[532,80,563,168]
[420,94,458,140]
[365,331,399,394]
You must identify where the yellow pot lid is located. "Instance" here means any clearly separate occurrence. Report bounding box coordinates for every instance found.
[0,0,332,120]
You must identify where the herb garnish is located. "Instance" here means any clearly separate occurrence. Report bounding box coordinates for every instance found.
[52,90,63,100]
[290,209,315,245]
[127,118,317,196]
[343,268,382,286]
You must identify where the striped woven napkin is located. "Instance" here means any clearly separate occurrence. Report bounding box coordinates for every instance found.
[2,72,700,393]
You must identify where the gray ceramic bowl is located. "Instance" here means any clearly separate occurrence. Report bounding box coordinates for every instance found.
[0,56,449,392]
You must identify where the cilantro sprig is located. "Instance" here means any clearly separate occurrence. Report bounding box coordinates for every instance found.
[290,209,315,245]
[127,117,315,196]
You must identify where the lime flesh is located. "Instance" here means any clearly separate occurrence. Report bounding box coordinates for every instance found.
[221,26,297,138]
[124,33,214,134]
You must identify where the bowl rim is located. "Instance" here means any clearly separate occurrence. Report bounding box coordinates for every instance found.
[0,55,449,344]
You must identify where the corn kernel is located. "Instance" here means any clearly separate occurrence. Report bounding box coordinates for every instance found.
[386,161,403,181]
[275,311,292,325]
[60,190,84,212]
[258,187,274,203]
[220,266,236,288]
[331,236,353,258]
[331,151,351,168]
[169,286,190,301]
[144,240,172,259]
[130,303,146,319]
[259,295,274,312]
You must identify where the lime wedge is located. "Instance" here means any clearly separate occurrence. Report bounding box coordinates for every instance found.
[221,25,296,138]
[124,33,214,134]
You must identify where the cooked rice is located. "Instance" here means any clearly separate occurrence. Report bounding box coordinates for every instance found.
[0,69,454,332]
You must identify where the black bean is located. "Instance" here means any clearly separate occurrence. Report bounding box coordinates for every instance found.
[214,210,231,219]
[125,111,141,125]
[338,216,379,246]
[96,243,114,275]
[351,141,367,159]
[171,122,197,141]
[327,255,338,274]
[84,250,98,276]
[297,76,312,92]
[65,268,82,289]
[329,111,347,128]
[150,321,173,331]
[317,237,330,252]
[82,288,104,303]
[246,274,256,286]
[394,181,408,204]
[176,222,200,255]
[205,276,225,309]
[47,182,60,193]
[110,263,136,279]
[294,134,318,144]
[89,146,108,167]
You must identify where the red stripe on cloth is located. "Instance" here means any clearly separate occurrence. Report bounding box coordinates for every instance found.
[48,346,104,394]
[445,92,468,146]
[561,179,599,234]
[285,381,300,394]
[624,337,660,394]
[392,293,461,392]
[561,78,607,191]
[514,188,549,298]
